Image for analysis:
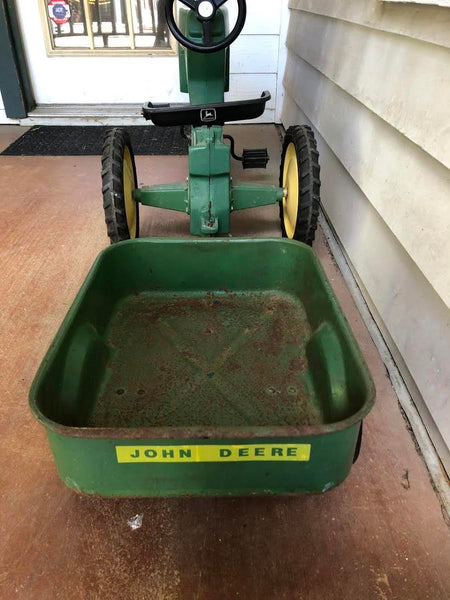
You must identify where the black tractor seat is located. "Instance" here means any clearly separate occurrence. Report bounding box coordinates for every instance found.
[142,91,271,127]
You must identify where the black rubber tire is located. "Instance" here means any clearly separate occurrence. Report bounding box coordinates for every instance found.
[279,125,321,246]
[101,128,140,244]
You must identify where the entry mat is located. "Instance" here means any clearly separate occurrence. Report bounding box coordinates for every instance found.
[1,125,188,156]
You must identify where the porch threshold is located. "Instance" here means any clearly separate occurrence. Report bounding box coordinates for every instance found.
[21,104,145,126]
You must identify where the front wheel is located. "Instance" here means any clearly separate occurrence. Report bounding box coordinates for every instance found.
[101,128,140,244]
[279,125,321,246]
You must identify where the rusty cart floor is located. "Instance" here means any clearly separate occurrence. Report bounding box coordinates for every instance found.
[91,292,320,429]
[0,124,449,599]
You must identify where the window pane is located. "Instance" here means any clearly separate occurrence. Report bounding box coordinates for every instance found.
[90,0,170,48]
[132,0,170,48]
[46,0,170,50]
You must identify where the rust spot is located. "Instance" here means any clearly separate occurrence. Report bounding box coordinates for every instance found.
[289,357,305,372]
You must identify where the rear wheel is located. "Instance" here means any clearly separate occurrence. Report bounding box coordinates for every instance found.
[279,125,321,246]
[102,128,139,244]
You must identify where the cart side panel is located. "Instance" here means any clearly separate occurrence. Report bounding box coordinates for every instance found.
[46,427,361,497]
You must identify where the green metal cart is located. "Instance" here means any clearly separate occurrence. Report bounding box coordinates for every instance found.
[30,239,375,497]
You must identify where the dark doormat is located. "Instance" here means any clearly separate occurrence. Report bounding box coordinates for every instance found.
[1,125,188,156]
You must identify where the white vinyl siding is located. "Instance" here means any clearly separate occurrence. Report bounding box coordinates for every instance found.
[282,0,450,471]
[383,0,450,7]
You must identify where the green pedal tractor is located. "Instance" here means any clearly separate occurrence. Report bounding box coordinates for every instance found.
[30,0,374,498]
[101,0,320,244]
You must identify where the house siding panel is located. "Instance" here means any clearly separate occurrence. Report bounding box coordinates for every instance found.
[282,1,450,470]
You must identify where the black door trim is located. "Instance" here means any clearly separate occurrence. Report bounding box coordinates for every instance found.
[0,0,35,119]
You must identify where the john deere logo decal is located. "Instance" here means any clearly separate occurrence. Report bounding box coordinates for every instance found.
[116,444,311,463]
[200,108,217,123]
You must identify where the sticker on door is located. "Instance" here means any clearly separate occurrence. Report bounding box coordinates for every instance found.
[48,0,71,25]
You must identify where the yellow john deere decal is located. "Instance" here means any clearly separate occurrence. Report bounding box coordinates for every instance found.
[116,444,311,464]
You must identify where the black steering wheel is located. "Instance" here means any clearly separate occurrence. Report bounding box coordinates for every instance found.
[165,0,247,54]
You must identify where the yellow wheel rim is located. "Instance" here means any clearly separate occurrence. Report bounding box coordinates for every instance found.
[282,143,299,239]
[123,146,137,239]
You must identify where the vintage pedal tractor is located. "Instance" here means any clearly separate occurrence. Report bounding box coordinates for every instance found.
[101,0,321,244]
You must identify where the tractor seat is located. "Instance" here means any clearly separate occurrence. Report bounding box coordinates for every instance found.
[142,91,271,127]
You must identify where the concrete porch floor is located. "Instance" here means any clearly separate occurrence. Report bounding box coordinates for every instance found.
[0,124,449,599]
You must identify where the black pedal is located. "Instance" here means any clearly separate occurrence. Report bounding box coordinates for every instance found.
[242,148,269,169]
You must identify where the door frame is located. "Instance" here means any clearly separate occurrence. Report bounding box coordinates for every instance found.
[0,0,35,118]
